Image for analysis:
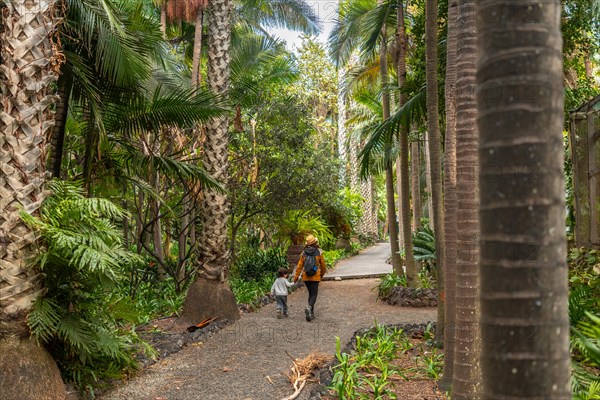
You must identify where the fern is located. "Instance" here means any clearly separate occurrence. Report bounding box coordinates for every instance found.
[23,181,152,391]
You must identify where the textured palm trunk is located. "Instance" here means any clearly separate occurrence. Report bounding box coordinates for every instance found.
[380,27,402,276]
[477,1,571,398]
[452,0,480,397]
[410,140,422,230]
[191,8,204,86]
[338,67,348,185]
[0,1,65,398]
[50,73,72,178]
[178,0,240,326]
[395,160,404,248]
[424,130,434,225]
[396,0,417,286]
[425,0,445,345]
[438,0,458,392]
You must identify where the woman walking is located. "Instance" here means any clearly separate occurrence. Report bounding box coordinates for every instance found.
[293,235,326,321]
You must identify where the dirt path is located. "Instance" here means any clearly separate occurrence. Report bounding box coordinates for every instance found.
[100,246,436,400]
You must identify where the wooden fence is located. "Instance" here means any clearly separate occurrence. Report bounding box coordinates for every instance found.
[569,95,600,249]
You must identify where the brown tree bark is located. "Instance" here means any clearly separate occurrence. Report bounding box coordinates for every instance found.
[396,0,418,286]
[178,0,240,327]
[380,25,403,276]
[477,1,571,398]
[411,140,422,230]
[0,1,66,398]
[452,0,480,397]
[438,0,458,392]
[425,0,445,344]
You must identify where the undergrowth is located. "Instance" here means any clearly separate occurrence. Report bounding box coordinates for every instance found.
[329,323,442,399]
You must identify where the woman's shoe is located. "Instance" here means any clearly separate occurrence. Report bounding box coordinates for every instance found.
[305,306,312,321]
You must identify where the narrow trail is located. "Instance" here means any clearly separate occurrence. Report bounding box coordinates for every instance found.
[101,243,436,400]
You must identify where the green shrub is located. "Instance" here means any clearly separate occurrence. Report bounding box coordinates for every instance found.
[412,225,436,272]
[23,181,153,393]
[232,247,288,281]
[229,276,273,305]
[323,249,345,268]
[377,272,407,298]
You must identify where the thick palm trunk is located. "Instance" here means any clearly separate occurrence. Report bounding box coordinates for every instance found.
[0,1,65,398]
[425,0,445,345]
[452,0,480,397]
[438,0,458,392]
[477,1,571,398]
[410,140,422,230]
[178,0,239,327]
[380,28,402,276]
[396,0,417,286]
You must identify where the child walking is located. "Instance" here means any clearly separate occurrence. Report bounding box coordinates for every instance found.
[271,268,295,318]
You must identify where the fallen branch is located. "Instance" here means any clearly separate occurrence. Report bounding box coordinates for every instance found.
[280,351,333,400]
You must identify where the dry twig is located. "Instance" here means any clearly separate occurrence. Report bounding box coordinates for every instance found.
[280,352,333,400]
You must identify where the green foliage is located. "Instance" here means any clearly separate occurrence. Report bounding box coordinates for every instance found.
[275,210,334,246]
[232,247,288,282]
[321,188,364,240]
[229,276,273,306]
[412,225,436,272]
[323,249,347,268]
[377,272,407,297]
[23,181,152,392]
[569,247,600,398]
[330,323,443,399]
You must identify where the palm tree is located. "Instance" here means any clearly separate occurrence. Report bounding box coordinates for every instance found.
[425,0,445,343]
[477,0,571,397]
[330,0,404,276]
[178,0,241,325]
[394,0,418,286]
[439,0,458,392]
[452,0,480,397]
[0,1,66,398]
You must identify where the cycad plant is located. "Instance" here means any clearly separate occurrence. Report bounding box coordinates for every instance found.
[22,181,153,391]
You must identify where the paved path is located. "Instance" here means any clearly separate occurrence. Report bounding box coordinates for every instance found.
[323,242,392,280]
[100,244,434,400]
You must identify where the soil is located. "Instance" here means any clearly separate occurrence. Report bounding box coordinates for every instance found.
[97,278,437,400]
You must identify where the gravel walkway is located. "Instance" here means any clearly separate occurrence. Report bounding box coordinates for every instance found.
[100,246,436,400]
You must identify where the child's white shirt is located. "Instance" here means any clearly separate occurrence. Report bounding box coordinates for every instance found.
[271,277,294,296]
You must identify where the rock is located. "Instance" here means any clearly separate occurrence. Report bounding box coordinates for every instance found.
[381,287,439,307]
[334,277,342,281]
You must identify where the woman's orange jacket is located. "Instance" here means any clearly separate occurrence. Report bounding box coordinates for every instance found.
[294,247,327,282]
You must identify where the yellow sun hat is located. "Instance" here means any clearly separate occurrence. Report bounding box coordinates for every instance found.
[305,234,318,246]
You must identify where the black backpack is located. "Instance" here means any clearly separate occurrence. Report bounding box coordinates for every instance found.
[303,249,319,276]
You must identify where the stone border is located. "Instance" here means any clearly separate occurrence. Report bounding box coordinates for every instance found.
[380,287,439,307]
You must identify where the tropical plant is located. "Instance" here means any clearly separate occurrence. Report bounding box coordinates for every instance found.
[22,181,153,392]
[377,272,407,298]
[232,247,288,282]
[276,210,333,246]
[229,276,273,306]
[412,225,436,273]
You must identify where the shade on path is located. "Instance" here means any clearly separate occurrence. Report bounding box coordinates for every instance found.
[323,241,393,280]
